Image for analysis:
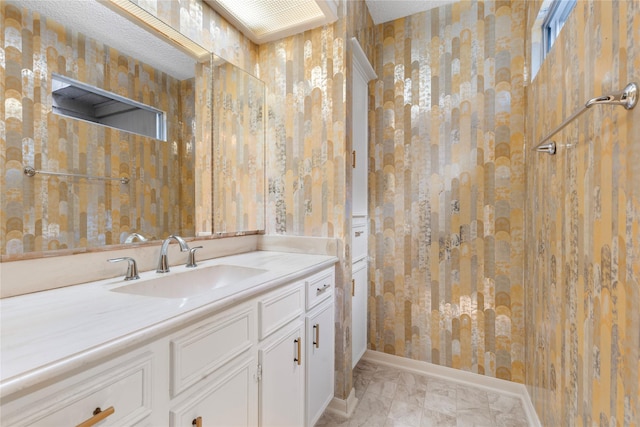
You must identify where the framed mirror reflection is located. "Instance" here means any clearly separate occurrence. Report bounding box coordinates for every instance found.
[1,0,265,258]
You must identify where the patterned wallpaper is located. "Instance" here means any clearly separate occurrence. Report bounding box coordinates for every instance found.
[257,0,375,401]
[258,2,351,397]
[130,0,257,72]
[130,0,259,235]
[367,0,526,382]
[0,2,198,256]
[525,0,640,424]
[213,58,265,234]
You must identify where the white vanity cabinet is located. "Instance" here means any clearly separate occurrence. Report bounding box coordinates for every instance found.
[257,281,306,427]
[0,261,336,427]
[258,320,305,426]
[169,356,256,427]
[168,302,257,427]
[0,345,162,427]
[351,257,368,368]
[304,269,335,426]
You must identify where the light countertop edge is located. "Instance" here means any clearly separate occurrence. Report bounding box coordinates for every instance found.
[0,251,338,399]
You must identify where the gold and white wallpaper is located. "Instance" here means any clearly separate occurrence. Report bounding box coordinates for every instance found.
[525,0,640,424]
[3,0,639,423]
[213,59,265,233]
[257,0,376,401]
[367,0,526,382]
[1,2,196,256]
[258,1,352,397]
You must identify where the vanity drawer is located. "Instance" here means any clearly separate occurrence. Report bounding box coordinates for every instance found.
[258,282,304,340]
[305,268,335,310]
[1,353,153,427]
[352,217,368,262]
[170,304,255,397]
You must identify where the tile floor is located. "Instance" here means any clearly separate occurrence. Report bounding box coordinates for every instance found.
[315,359,530,427]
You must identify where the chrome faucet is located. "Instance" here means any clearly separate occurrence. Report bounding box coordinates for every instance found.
[124,232,148,243]
[156,235,189,273]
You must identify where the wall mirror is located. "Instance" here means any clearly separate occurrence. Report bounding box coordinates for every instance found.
[2,0,266,259]
[212,55,266,235]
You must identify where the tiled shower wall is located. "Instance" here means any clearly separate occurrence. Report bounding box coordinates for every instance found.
[525,0,640,424]
[367,0,526,382]
[1,3,195,255]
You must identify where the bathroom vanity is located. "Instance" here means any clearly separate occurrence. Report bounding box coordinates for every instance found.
[0,251,336,427]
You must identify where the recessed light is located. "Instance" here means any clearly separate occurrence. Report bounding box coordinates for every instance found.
[205,0,338,43]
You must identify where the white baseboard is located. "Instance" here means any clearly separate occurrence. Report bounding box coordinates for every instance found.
[325,387,358,418]
[361,350,541,427]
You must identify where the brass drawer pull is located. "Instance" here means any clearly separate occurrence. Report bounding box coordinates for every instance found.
[316,284,330,294]
[294,337,302,365]
[354,231,364,237]
[313,324,320,348]
[192,416,203,427]
[76,406,115,427]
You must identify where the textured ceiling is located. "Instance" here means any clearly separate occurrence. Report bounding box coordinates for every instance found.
[365,0,459,24]
[14,0,197,80]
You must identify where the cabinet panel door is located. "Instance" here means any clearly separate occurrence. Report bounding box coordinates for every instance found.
[1,352,153,427]
[170,357,256,427]
[352,260,368,368]
[170,304,254,397]
[259,321,304,427]
[306,300,335,426]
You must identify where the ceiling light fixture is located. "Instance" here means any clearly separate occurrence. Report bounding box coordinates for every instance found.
[204,0,338,44]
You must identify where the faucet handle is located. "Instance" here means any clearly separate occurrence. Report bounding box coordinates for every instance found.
[186,246,203,268]
[108,257,140,281]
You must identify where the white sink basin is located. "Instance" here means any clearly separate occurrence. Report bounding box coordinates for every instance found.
[110,264,268,299]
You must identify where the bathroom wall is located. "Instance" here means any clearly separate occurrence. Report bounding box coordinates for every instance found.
[367,0,526,382]
[130,0,257,72]
[525,0,640,424]
[1,3,196,256]
[129,1,259,235]
[258,2,351,398]
[212,60,265,234]
[257,0,376,401]
[1,0,259,258]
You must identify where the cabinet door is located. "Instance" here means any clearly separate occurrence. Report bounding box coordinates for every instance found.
[305,300,335,426]
[352,260,368,368]
[259,321,304,427]
[352,58,369,217]
[170,357,257,427]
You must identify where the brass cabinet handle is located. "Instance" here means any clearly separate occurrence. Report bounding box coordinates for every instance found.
[354,231,364,237]
[352,278,355,297]
[316,284,330,294]
[352,150,356,168]
[313,324,320,348]
[294,337,302,365]
[76,406,115,427]
[192,417,202,427]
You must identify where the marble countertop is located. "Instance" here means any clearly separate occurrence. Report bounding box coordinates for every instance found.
[0,250,337,398]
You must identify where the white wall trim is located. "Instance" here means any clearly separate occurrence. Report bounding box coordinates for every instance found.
[351,37,376,81]
[361,350,541,427]
[325,387,358,418]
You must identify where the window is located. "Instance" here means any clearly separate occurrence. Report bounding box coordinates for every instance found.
[542,0,576,56]
[52,74,166,141]
[530,0,577,80]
